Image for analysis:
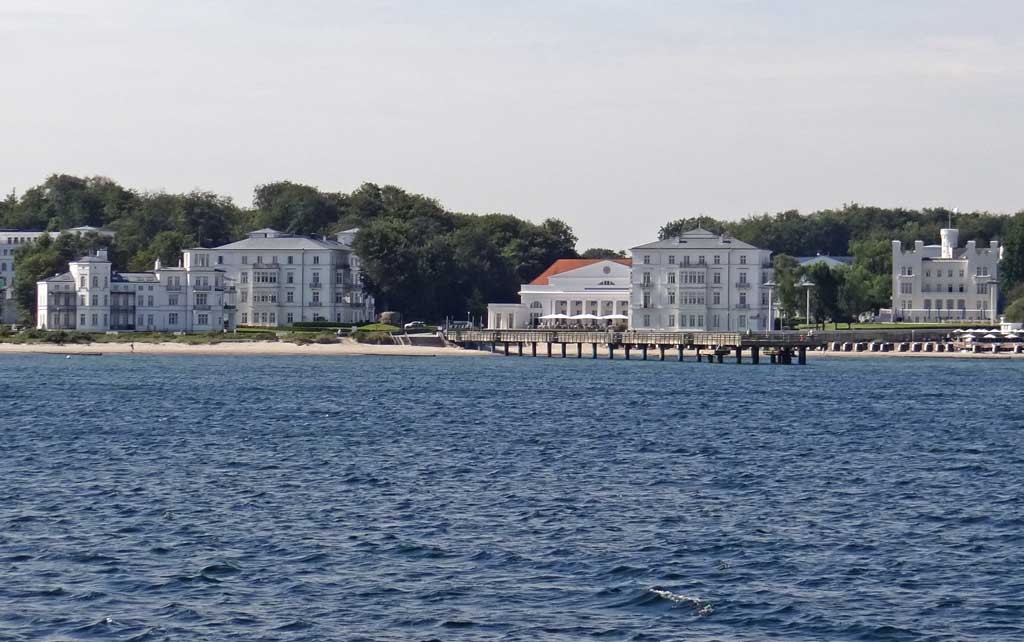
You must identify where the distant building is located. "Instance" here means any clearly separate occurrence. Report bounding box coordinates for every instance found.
[487,258,632,329]
[2,226,116,324]
[630,229,774,331]
[798,255,853,269]
[37,249,235,332]
[891,228,1001,322]
[183,228,374,327]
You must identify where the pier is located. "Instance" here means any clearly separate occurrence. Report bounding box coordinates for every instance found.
[444,330,824,365]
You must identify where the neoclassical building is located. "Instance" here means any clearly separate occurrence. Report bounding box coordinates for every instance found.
[186,228,374,327]
[37,249,234,332]
[487,258,632,329]
[891,228,1001,322]
[629,229,774,331]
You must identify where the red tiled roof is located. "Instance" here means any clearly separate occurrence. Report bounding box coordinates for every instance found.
[529,258,632,285]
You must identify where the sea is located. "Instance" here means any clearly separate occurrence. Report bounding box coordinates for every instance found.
[1,353,1022,642]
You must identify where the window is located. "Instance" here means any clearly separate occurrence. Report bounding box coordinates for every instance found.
[79,294,86,306]
[241,313,248,324]
[217,255,223,264]
[313,256,320,265]
[169,312,178,325]
[900,282,913,294]
[148,295,154,306]
[91,313,97,326]
[643,314,650,326]
[91,295,98,306]
[241,290,248,303]
[713,272,721,285]
[667,272,676,284]
[271,256,277,264]
[689,315,696,327]
[713,255,720,265]
[739,293,747,305]
[712,314,719,328]
[739,272,748,284]
[738,314,746,329]
[924,299,931,310]
[169,295,178,306]
[103,276,107,287]
[642,293,651,308]
[242,256,248,264]
[312,291,320,303]
[642,272,651,286]
[698,256,705,265]
[287,273,294,284]
[739,255,747,265]
[269,313,276,325]
[287,312,294,324]
[147,314,154,327]
[287,256,294,265]
[668,314,675,326]
[80,313,86,325]
[643,255,650,265]
[713,291,721,305]
[697,314,704,327]
[137,314,144,326]
[668,255,675,265]
[197,313,209,325]
[92,276,98,287]
[668,292,676,305]
[195,293,208,306]
[286,291,294,303]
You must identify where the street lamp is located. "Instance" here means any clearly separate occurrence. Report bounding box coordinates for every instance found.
[797,277,815,328]
[763,280,777,332]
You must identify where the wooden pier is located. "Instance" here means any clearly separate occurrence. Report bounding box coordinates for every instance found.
[443,330,824,365]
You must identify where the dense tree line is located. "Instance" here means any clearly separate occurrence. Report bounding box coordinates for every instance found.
[6,174,1024,325]
[660,206,1024,325]
[3,174,578,322]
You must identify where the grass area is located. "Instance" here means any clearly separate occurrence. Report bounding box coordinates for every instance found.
[357,323,401,332]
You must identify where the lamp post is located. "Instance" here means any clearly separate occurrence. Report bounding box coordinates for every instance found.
[764,280,777,332]
[797,277,815,329]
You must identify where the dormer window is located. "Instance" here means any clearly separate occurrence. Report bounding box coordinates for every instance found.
[598,280,615,286]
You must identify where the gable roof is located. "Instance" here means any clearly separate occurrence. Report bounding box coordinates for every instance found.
[530,258,632,285]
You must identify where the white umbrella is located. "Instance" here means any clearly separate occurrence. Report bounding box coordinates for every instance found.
[600,314,629,319]
[961,334,976,340]
[572,313,601,319]
[1004,333,1019,340]
[539,313,569,319]
[983,333,999,339]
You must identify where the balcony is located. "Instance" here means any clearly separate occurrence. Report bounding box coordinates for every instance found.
[735,281,751,288]
[166,284,182,291]
[192,284,212,291]
[308,301,322,307]
[193,304,211,311]
[309,282,322,289]
[735,303,749,309]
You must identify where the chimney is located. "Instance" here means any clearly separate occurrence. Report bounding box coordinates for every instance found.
[96,248,109,261]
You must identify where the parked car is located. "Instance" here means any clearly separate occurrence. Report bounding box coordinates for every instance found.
[403,321,426,330]
[445,321,477,331]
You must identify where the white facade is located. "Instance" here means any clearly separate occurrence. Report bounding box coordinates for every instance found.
[892,228,1001,323]
[185,228,374,327]
[630,229,774,331]
[36,249,235,332]
[2,227,117,323]
[487,259,632,329]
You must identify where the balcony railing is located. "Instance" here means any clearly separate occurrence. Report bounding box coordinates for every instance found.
[308,301,322,307]
[192,284,212,291]
[735,281,751,288]
[193,304,211,310]
[735,303,749,309]
[309,282,322,289]
[166,284,182,291]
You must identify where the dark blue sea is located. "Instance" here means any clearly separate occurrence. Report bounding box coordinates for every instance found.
[1,354,1022,641]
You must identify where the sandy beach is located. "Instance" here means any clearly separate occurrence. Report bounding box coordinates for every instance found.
[0,339,491,357]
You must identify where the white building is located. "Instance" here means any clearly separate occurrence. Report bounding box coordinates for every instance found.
[487,258,632,328]
[37,249,235,332]
[2,226,116,323]
[892,228,1001,322]
[184,228,374,327]
[630,229,774,331]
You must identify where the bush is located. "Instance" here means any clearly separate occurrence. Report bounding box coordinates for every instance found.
[357,323,400,332]
[351,330,395,344]
[1005,298,1024,323]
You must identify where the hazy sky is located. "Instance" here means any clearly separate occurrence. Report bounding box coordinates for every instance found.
[3,1,1022,249]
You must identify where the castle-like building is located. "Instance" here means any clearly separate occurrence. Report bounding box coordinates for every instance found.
[891,228,1001,323]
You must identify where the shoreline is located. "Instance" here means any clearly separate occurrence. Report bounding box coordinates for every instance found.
[0,340,1020,359]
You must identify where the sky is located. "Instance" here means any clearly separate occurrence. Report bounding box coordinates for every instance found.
[2,1,1022,250]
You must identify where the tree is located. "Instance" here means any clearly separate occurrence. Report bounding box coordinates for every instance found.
[1004,298,1024,323]
[580,248,626,259]
[772,254,801,321]
[1000,213,1024,291]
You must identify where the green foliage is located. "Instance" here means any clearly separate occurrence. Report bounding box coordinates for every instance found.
[1004,298,1024,323]
[1000,213,1024,290]
[580,248,627,259]
[357,323,401,332]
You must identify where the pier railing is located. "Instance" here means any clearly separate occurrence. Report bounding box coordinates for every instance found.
[444,329,825,348]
